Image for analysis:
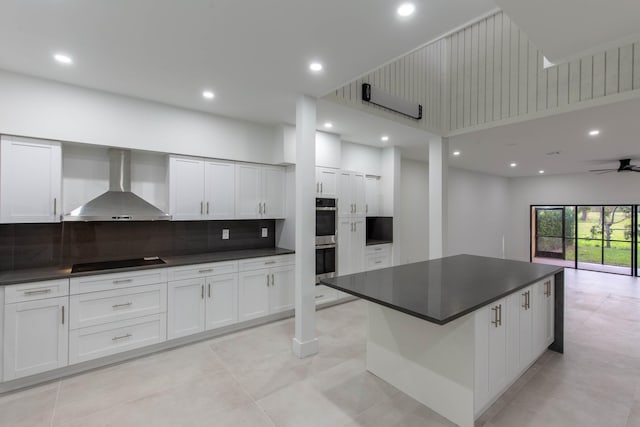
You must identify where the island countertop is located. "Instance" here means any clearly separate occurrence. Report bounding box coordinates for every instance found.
[320,254,564,325]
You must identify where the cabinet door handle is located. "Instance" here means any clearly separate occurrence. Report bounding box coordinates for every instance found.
[264,203,267,214]
[24,288,52,296]
[271,273,275,286]
[208,283,211,298]
[207,202,210,215]
[522,292,527,309]
[113,279,132,284]
[112,333,132,341]
[112,302,133,309]
[53,198,57,216]
[499,304,502,325]
[200,201,204,215]
[527,291,531,309]
[62,305,65,325]
[266,275,270,287]
[201,285,204,299]
[320,183,323,193]
[258,203,262,214]
[316,183,319,193]
[366,204,368,214]
[491,306,499,327]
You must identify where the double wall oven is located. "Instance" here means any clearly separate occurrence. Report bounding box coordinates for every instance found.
[316,198,337,282]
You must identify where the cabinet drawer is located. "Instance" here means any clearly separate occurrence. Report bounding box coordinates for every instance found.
[69,284,167,330]
[239,255,294,272]
[366,255,390,271]
[69,314,166,364]
[167,261,238,281]
[4,279,69,304]
[315,285,337,305]
[365,244,392,257]
[70,269,168,294]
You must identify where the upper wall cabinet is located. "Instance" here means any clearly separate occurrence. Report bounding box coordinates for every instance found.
[235,163,285,219]
[365,176,381,217]
[0,136,62,223]
[316,167,338,198]
[168,156,235,220]
[338,171,365,218]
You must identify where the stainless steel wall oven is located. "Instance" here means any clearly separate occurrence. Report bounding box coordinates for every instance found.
[316,198,337,282]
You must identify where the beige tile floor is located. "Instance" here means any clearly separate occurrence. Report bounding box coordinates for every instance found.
[1,268,639,427]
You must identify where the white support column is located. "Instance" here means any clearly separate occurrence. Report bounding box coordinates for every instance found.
[428,137,448,259]
[381,146,402,265]
[292,95,319,358]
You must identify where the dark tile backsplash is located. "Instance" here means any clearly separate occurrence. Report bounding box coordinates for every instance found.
[0,220,276,271]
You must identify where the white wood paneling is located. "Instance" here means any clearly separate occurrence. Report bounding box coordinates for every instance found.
[326,11,640,134]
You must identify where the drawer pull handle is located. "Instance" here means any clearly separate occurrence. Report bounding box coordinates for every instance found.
[113,279,133,284]
[315,295,324,299]
[112,302,133,309]
[375,261,382,264]
[24,288,52,296]
[199,269,213,273]
[112,333,132,341]
[264,261,276,265]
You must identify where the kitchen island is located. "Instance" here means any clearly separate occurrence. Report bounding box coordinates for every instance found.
[321,254,564,427]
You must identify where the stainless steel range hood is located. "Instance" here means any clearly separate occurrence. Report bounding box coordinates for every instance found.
[64,149,171,221]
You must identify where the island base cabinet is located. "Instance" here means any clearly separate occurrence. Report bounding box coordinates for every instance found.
[69,314,166,364]
[3,297,68,381]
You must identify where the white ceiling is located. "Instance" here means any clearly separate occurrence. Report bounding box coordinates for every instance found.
[317,100,434,159]
[448,97,640,177]
[0,0,496,125]
[493,0,640,63]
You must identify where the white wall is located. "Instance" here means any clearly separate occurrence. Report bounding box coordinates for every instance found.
[447,168,509,258]
[341,141,382,176]
[0,70,278,164]
[507,172,640,261]
[400,159,511,264]
[400,159,430,264]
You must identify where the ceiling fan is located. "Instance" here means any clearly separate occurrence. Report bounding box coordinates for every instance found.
[589,158,640,174]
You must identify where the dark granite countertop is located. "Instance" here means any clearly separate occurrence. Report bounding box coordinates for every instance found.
[366,239,393,246]
[0,247,295,286]
[321,254,563,325]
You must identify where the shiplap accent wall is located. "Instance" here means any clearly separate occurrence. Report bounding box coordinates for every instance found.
[324,38,448,135]
[325,11,640,135]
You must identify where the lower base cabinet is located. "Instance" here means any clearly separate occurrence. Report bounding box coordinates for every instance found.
[3,296,69,380]
[475,277,556,414]
[167,273,239,339]
[238,264,294,322]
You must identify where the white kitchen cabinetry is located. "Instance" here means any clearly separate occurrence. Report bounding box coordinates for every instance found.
[238,255,295,322]
[0,136,62,223]
[3,288,68,380]
[167,261,239,339]
[338,171,365,218]
[314,285,338,305]
[365,176,381,217]
[168,156,235,220]
[338,217,365,275]
[316,167,338,198]
[235,163,285,219]
[475,277,556,415]
[365,244,392,271]
[69,270,167,364]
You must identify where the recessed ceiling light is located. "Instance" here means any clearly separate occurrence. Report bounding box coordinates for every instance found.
[589,129,600,136]
[452,151,461,156]
[381,135,389,142]
[510,162,517,168]
[323,122,333,129]
[397,2,416,17]
[53,53,73,65]
[202,91,215,99]
[538,170,545,174]
[309,62,323,72]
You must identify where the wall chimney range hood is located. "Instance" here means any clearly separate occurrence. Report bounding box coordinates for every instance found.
[64,149,171,221]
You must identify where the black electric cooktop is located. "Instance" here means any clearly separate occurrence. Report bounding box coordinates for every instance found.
[71,257,166,274]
